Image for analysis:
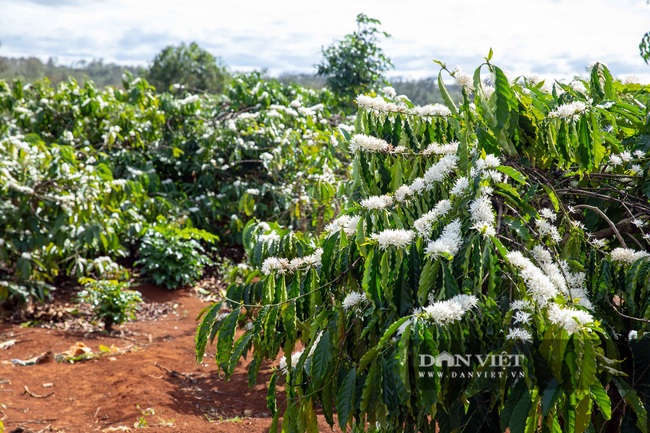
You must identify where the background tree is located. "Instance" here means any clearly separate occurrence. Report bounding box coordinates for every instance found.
[146,42,229,93]
[316,13,393,109]
[641,1,650,63]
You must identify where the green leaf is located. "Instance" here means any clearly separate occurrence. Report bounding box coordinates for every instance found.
[491,237,509,261]
[493,66,517,154]
[267,371,278,416]
[501,380,528,433]
[486,47,494,62]
[418,260,438,305]
[359,347,379,372]
[437,70,458,115]
[613,378,648,433]
[504,217,531,242]
[577,338,597,392]
[576,116,594,170]
[496,165,526,184]
[575,394,592,433]
[541,379,560,416]
[590,381,611,420]
[590,112,606,167]
[509,387,532,433]
[216,308,240,375]
[337,367,357,429]
[311,330,333,385]
[282,301,296,342]
[321,375,335,427]
[377,316,411,347]
[227,331,253,377]
[195,301,223,361]
[360,360,382,416]
[541,184,560,212]
[396,323,411,404]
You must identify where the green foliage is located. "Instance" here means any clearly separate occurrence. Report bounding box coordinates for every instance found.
[316,14,393,109]
[0,70,348,303]
[77,278,142,331]
[198,59,650,432]
[641,31,650,64]
[135,224,217,290]
[146,42,229,93]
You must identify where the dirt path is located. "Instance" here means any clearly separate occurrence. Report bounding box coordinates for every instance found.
[0,285,336,433]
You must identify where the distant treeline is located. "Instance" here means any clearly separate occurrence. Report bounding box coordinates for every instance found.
[0,56,145,88]
[0,56,460,105]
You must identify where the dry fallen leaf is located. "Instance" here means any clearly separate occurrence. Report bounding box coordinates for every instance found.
[0,339,16,350]
[61,342,93,358]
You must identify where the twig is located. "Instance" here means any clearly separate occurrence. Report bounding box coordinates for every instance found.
[574,205,627,247]
[7,418,57,424]
[153,363,197,382]
[558,188,650,213]
[626,232,645,250]
[23,385,54,399]
[608,299,650,324]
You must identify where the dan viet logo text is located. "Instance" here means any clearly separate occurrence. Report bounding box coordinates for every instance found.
[418,351,525,379]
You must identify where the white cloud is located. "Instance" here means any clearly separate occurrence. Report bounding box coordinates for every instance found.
[0,0,649,81]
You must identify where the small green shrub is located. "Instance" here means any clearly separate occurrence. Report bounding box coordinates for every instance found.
[78,278,142,331]
[135,224,218,290]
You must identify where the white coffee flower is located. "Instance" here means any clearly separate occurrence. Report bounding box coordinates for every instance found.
[506,328,533,342]
[361,195,393,210]
[370,229,416,250]
[424,219,462,258]
[610,247,650,264]
[343,291,368,310]
[547,303,593,334]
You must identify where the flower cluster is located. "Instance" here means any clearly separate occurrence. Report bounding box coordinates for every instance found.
[418,294,478,326]
[422,142,459,156]
[370,229,416,250]
[361,195,393,210]
[535,211,562,244]
[413,200,452,236]
[450,176,470,196]
[468,194,496,236]
[424,219,463,258]
[453,68,473,93]
[393,185,411,202]
[531,246,593,310]
[610,247,650,264]
[349,134,390,153]
[506,328,533,342]
[506,251,559,305]
[548,101,588,121]
[547,303,593,334]
[356,95,451,118]
[325,215,361,237]
[343,291,368,310]
[261,248,323,275]
[422,154,459,185]
[278,350,303,375]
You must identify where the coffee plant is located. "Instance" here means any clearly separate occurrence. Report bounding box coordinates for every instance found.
[0,72,349,303]
[77,277,142,331]
[135,223,218,290]
[197,58,650,433]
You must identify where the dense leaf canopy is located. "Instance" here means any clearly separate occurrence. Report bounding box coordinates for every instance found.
[198,60,650,433]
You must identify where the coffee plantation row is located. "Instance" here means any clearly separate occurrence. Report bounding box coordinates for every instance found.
[2,58,650,432]
[196,60,650,433]
[0,73,348,302]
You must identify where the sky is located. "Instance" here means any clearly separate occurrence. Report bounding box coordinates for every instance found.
[1,0,650,83]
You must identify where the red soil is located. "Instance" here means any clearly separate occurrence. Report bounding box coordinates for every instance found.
[0,285,338,433]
